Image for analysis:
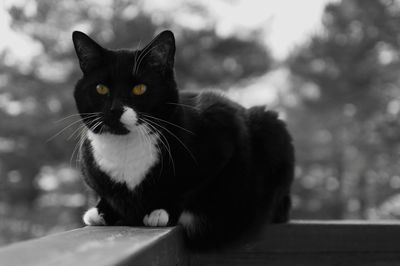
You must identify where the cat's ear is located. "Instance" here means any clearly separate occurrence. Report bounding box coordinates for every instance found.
[72,31,105,74]
[142,30,175,69]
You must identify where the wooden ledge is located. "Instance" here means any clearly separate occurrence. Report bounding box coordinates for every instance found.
[1,221,400,266]
[0,226,187,266]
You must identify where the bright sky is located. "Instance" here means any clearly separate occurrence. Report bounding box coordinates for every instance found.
[0,0,338,61]
[152,0,339,59]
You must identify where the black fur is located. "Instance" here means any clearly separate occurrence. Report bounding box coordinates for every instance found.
[72,30,295,248]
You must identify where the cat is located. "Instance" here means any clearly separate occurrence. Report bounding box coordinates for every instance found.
[72,30,295,248]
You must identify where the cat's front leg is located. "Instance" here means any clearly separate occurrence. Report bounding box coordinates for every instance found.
[83,207,106,226]
[83,198,120,226]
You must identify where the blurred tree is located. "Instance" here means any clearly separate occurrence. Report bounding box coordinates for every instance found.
[287,0,400,219]
[176,29,270,89]
[0,0,272,245]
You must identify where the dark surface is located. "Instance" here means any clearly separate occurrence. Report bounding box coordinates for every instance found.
[2,221,400,266]
[191,221,400,266]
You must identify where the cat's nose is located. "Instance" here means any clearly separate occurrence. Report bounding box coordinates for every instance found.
[110,99,123,112]
[108,99,124,121]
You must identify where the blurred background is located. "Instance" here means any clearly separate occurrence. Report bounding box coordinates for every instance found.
[1,0,400,246]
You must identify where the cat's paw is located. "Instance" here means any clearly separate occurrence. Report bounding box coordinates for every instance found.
[178,211,195,229]
[143,209,169,227]
[83,207,106,226]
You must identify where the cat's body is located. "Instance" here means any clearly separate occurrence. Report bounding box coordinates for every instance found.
[72,30,294,247]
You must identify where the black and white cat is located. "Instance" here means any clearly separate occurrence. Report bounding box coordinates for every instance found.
[72,30,294,247]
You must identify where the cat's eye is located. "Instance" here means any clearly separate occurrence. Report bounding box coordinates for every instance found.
[132,84,147,95]
[96,84,109,95]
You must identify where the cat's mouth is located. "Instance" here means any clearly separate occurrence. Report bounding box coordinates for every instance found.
[99,123,130,135]
[86,117,130,135]
[84,107,140,135]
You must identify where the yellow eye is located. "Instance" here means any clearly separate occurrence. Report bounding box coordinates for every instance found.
[132,84,147,95]
[96,84,109,95]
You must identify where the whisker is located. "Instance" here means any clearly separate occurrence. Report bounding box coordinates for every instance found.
[148,119,197,164]
[47,118,89,142]
[76,130,88,167]
[69,113,102,168]
[141,116,198,166]
[166,102,199,111]
[140,118,176,176]
[134,35,161,74]
[143,123,165,178]
[147,127,165,178]
[70,128,87,168]
[134,44,163,75]
[138,124,163,177]
[132,40,142,75]
[53,112,101,123]
[100,124,105,135]
[90,121,104,133]
[73,124,90,141]
[48,112,103,142]
[71,120,102,167]
[68,123,87,141]
[141,113,194,135]
[68,117,102,140]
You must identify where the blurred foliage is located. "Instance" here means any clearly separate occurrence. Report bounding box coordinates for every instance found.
[2,0,400,248]
[287,0,400,219]
[0,0,271,245]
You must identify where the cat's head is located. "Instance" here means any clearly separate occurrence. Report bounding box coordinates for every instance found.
[72,30,178,135]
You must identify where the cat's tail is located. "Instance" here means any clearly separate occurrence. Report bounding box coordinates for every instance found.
[246,106,295,222]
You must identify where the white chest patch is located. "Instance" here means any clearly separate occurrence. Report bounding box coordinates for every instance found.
[87,126,159,190]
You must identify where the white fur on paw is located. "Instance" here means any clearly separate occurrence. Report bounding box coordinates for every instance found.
[83,207,106,226]
[143,209,169,227]
[178,211,199,237]
[178,211,195,229]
